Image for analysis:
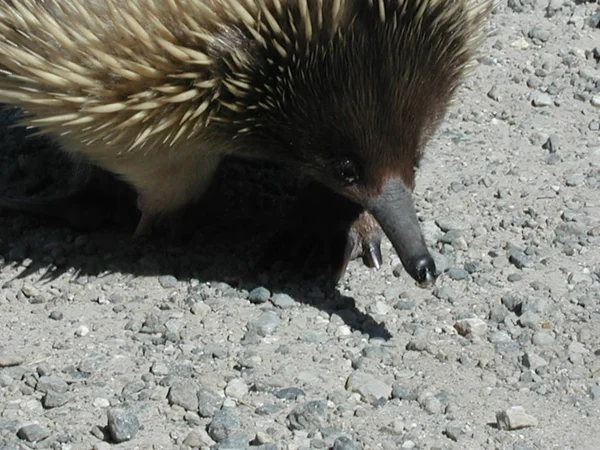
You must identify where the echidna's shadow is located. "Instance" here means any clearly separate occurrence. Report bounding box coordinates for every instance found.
[0,109,392,340]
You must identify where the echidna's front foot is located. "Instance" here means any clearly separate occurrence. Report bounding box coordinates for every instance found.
[259,183,382,283]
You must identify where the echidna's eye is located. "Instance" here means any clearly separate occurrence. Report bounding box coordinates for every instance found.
[336,159,360,186]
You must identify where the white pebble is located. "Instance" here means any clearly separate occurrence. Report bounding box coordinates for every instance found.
[224,377,248,400]
[75,325,90,337]
[93,397,110,408]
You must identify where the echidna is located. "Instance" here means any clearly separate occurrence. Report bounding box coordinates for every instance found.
[0,0,493,286]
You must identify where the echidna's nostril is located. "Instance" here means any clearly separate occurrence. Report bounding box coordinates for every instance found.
[409,254,437,288]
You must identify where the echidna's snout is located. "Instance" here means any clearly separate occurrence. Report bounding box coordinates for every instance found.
[365,178,437,288]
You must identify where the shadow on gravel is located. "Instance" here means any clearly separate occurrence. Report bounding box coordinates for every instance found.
[0,106,393,340]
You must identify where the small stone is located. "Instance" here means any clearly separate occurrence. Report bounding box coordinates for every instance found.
[150,361,170,376]
[532,331,555,346]
[454,318,487,337]
[75,325,90,337]
[275,387,305,400]
[417,393,443,415]
[42,391,69,409]
[568,271,594,284]
[121,380,145,397]
[225,378,249,400]
[93,397,110,408]
[49,311,63,320]
[17,423,51,442]
[158,275,178,288]
[36,376,68,394]
[0,352,23,367]
[531,92,552,107]
[21,283,40,298]
[345,372,392,405]
[368,300,391,315]
[565,174,585,187]
[508,250,533,269]
[271,292,296,309]
[182,429,215,447]
[447,268,469,281]
[93,443,112,450]
[190,302,211,317]
[332,436,362,450]
[589,385,600,400]
[287,400,327,431]
[487,85,501,101]
[542,134,560,153]
[197,388,222,418]
[248,286,271,304]
[247,311,280,337]
[522,351,548,371]
[591,95,600,108]
[568,341,589,354]
[168,381,199,411]
[107,405,140,443]
[444,425,464,442]
[496,406,538,430]
[391,385,418,401]
[207,408,241,442]
[255,404,283,416]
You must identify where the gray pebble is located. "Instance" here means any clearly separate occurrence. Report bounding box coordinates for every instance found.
[275,387,305,400]
[287,400,327,431]
[207,408,241,442]
[444,425,465,442]
[121,380,145,397]
[487,85,501,101]
[248,286,271,304]
[332,436,363,450]
[508,250,533,269]
[255,404,282,415]
[454,318,487,337]
[42,391,69,409]
[394,300,417,310]
[518,311,540,329]
[417,393,443,415]
[0,353,24,367]
[532,331,555,346]
[528,27,550,42]
[247,310,280,337]
[522,351,548,371]
[107,405,140,443]
[182,429,215,447]
[158,275,178,288]
[49,310,63,320]
[346,372,392,405]
[271,292,296,309]
[496,406,538,430]
[17,423,51,442]
[433,286,458,303]
[197,388,223,418]
[168,381,199,411]
[150,361,170,376]
[391,385,418,402]
[447,268,469,281]
[531,92,552,107]
[588,385,600,400]
[225,377,249,400]
[565,174,585,187]
[542,134,560,153]
[36,376,68,394]
[361,345,392,364]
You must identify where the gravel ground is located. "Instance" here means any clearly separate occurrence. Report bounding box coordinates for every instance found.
[1,2,600,450]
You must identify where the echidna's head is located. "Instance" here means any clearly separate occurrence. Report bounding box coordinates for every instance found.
[213,0,492,284]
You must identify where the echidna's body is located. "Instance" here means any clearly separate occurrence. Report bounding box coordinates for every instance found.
[0,0,492,285]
